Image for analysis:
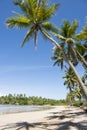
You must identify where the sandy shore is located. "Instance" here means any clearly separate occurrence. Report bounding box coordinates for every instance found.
[0,106,87,130]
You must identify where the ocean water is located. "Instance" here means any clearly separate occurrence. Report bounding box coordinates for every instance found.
[0,104,49,115]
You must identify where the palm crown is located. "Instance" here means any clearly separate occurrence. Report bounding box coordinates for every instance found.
[63,68,79,92]
[6,0,59,47]
[51,20,87,68]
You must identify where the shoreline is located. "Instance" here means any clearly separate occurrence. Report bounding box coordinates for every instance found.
[0,106,87,130]
[0,104,53,115]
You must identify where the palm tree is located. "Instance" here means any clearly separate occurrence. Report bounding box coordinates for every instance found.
[6,0,59,47]
[52,20,87,68]
[63,68,85,101]
[51,46,64,69]
[6,0,87,99]
[75,42,87,69]
[51,20,87,99]
[74,87,83,101]
[66,92,75,106]
[52,20,79,65]
[63,68,78,92]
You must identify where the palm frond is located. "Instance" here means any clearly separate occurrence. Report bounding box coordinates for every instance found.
[42,22,60,33]
[34,30,38,47]
[75,26,87,40]
[75,32,87,40]
[51,46,64,69]
[27,0,37,18]
[77,43,87,52]
[52,31,66,41]
[21,26,35,47]
[61,20,70,37]
[83,26,87,32]
[45,3,60,19]
[76,43,85,55]
[14,0,37,18]
[13,0,29,15]
[6,16,31,28]
[68,20,79,37]
[61,20,79,38]
[53,60,59,66]
[36,1,60,22]
[13,0,22,5]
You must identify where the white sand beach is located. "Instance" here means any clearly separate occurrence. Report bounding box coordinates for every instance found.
[0,106,87,130]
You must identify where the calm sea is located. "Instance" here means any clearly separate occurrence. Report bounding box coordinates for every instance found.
[0,104,50,115]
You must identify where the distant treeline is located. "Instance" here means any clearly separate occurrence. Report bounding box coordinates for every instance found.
[0,94,67,105]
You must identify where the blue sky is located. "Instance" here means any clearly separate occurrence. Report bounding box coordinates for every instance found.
[0,0,87,99]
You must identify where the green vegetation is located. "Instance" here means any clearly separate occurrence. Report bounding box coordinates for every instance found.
[0,94,67,105]
[0,94,86,108]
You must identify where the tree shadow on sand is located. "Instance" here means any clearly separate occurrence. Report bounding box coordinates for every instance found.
[55,120,87,130]
[47,109,86,120]
[0,122,34,130]
[0,108,87,130]
[0,122,49,130]
[1,120,87,130]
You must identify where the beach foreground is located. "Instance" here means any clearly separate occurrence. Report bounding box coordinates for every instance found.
[0,106,87,130]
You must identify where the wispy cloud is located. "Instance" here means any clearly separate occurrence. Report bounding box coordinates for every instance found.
[0,65,52,74]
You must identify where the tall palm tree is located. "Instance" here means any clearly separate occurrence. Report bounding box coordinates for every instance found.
[6,0,87,99]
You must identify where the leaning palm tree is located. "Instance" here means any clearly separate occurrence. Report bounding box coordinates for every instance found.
[6,0,87,99]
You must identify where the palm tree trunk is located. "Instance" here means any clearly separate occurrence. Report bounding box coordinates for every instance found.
[68,60,87,99]
[41,29,62,49]
[76,50,87,69]
[41,29,87,100]
[37,0,42,7]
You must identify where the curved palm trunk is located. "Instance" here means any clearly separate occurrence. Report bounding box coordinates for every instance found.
[41,29,87,100]
[76,50,87,69]
[37,0,42,7]
[68,60,87,99]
